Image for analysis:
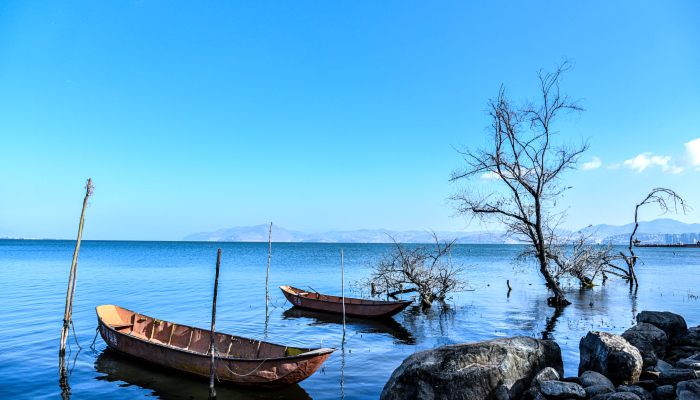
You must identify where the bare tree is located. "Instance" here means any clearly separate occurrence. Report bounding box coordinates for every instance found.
[369,234,464,308]
[619,188,688,288]
[544,234,619,288]
[450,63,586,307]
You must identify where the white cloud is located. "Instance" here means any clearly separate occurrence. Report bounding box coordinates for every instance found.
[685,138,700,170]
[480,171,500,180]
[581,156,602,170]
[623,152,684,174]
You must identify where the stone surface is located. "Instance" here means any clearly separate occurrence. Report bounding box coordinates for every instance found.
[654,359,674,372]
[585,384,615,397]
[655,385,675,400]
[524,387,546,400]
[668,327,700,362]
[606,393,642,400]
[580,370,615,389]
[494,384,510,400]
[579,331,643,386]
[677,379,700,400]
[658,368,700,385]
[534,367,560,386]
[622,323,669,367]
[636,311,688,339]
[617,385,652,400]
[539,380,586,399]
[677,353,700,370]
[380,336,563,400]
[632,380,657,392]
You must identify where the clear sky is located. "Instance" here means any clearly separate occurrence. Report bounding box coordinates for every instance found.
[0,1,699,240]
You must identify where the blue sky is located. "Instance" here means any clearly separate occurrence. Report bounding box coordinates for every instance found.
[0,1,698,240]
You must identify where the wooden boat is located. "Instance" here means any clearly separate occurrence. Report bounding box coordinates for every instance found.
[280,285,412,318]
[96,305,334,388]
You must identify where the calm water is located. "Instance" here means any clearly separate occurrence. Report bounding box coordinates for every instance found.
[1,240,698,399]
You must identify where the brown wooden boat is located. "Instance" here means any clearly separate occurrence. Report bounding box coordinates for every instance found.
[96,305,334,388]
[280,285,412,318]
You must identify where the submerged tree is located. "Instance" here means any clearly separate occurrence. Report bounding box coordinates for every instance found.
[450,63,587,307]
[617,188,687,289]
[369,234,464,308]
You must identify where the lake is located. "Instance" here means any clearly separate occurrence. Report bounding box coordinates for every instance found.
[1,240,698,399]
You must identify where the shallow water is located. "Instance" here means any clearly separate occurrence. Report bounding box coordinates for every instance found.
[0,240,698,399]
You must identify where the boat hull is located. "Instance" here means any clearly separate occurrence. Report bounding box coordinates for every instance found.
[280,286,412,318]
[96,306,333,389]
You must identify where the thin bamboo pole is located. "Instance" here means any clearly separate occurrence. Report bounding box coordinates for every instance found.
[209,248,222,400]
[341,249,345,337]
[265,222,272,316]
[59,178,93,356]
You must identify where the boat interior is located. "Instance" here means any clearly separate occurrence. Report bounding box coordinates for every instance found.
[96,305,310,359]
[281,285,409,305]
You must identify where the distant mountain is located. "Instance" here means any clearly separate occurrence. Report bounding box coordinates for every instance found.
[184,225,515,244]
[578,218,700,244]
[185,218,700,245]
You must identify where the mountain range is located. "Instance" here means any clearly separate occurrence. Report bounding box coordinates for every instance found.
[184,218,700,244]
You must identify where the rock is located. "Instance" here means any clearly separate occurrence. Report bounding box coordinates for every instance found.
[585,384,615,397]
[606,393,642,400]
[638,370,659,381]
[636,311,688,339]
[654,359,675,373]
[655,385,675,400]
[579,371,615,389]
[617,385,652,400]
[539,380,586,399]
[534,367,560,386]
[580,370,615,389]
[524,387,546,400]
[668,327,700,362]
[380,336,563,400]
[579,331,643,386]
[632,380,657,392]
[677,353,700,370]
[677,379,700,400]
[561,376,582,385]
[494,384,510,400]
[658,369,700,385]
[622,323,669,367]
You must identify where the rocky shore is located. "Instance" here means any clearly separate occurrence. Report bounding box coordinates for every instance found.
[380,311,700,400]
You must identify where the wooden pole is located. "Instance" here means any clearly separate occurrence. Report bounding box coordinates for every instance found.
[341,249,346,337]
[265,222,272,316]
[209,248,222,400]
[59,178,93,356]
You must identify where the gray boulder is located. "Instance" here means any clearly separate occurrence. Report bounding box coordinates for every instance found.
[677,353,700,370]
[607,393,642,400]
[655,385,675,400]
[585,385,615,397]
[380,336,563,400]
[658,369,700,385]
[580,370,615,389]
[617,385,652,400]
[636,311,687,339]
[677,379,700,400]
[579,331,643,385]
[539,381,586,399]
[621,322,669,367]
[533,367,560,386]
[668,327,700,362]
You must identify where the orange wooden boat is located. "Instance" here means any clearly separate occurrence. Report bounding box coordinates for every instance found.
[280,285,412,318]
[96,305,334,388]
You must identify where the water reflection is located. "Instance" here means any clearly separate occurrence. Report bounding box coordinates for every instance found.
[401,304,457,343]
[94,349,312,400]
[282,308,416,345]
